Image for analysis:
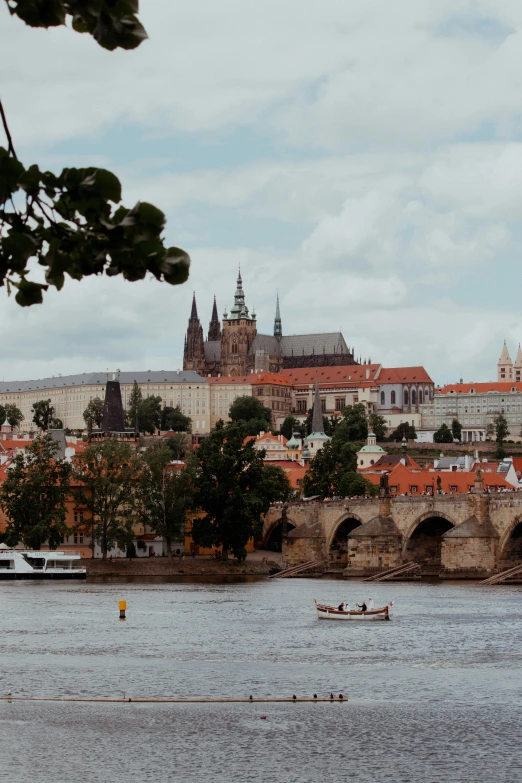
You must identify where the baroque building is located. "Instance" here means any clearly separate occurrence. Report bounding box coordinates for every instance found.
[183,269,357,377]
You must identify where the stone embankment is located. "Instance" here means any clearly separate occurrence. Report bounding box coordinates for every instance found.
[81,557,277,577]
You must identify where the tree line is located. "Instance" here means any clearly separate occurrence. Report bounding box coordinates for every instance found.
[0,422,292,562]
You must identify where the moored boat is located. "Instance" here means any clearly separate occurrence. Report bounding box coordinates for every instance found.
[0,548,86,580]
[314,599,391,620]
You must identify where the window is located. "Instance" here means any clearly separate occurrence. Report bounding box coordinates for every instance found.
[232,343,238,354]
[380,391,385,405]
[418,390,423,404]
[73,510,84,524]
[257,387,264,396]
[450,485,457,493]
[391,391,396,405]
[335,398,345,411]
[73,532,84,544]
[404,390,409,405]
[297,400,307,413]
[320,398,326,412]
[411,389,416,405]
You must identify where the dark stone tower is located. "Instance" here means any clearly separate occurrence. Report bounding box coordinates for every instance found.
[183,293,205,373]
[208,295,221,342]
[101,380,125,432]
[274,293,282,341]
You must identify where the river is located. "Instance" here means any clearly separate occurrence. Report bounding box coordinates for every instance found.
[0,577,521,782]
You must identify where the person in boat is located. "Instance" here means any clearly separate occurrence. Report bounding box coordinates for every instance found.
[338,602,345,611]
[367,597,374,611]
[356,601,367,612]
[344,602,350,612]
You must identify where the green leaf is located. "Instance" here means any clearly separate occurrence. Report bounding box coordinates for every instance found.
[161,248,191,285]
[14,280,48,307]
[134,202,166,231]
[0,148,25,201]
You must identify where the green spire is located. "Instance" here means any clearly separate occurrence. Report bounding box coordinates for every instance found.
[274,293,282,340]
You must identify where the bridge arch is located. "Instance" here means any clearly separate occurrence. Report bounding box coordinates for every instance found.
[262,516,297,552]
[403,510,456,571]
[499,516,522,564]
[327,513,363,567]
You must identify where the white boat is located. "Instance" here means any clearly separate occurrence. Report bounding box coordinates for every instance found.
[0,548,86,580]
[314,599,391,620]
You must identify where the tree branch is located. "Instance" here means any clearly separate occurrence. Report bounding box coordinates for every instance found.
[0,98,17,158]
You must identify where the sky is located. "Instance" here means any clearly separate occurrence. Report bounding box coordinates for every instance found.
[1,0,522,385]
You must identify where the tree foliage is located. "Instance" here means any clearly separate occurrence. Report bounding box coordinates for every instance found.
[6,1,149,52]
[0,1,189,307]
[228,395,272,435]
[433,423,453,443]
[126,381,142,429]
[280,415,303,441]
[389,421,417,441]
[451,418,462,442]
[138,395,162,434]
[163,432,191,460]
[495,412,509,445]
[32,398,61,430]
[161,405,192,433]
[191,422,287,561]
[83,397,104,429]
[0,434,70,549]
[72,440,143,558]
[369,412,387,442]
[140,443,197,556]
[303,439,377,500]
[4,402,24,428]
[333,403,368,443]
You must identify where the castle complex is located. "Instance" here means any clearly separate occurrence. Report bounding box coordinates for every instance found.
[183,269,357,377]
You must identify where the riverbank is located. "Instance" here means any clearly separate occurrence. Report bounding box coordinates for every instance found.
[80,556,280,577]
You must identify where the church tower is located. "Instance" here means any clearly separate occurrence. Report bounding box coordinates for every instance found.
[498,340,513,382]
[221,268,257,376]
[183,293,205,374]
[514,344,522,383]
[208,296,221,342]
[274,293,282,341]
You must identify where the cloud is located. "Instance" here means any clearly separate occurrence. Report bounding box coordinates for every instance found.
[1,1,522,386]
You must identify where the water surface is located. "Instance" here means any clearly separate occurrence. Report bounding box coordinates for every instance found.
[0,578,520,782]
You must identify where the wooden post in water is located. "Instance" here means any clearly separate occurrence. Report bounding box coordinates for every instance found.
[119,600,126,620]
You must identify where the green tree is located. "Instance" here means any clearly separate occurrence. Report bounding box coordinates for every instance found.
[0,3,189,307]
[164,432,191,460]
[451,418,462,442]
[389,422,417,441]
[303,439,377,499]
[229,395,272,435]
[4,403,24,428]
[138,396,162,434]
[433,423,453,443]
[140,444,198,556]
[161,405,192,433]
[126,381,143,429]
[0,434,71,549]
[257,464,293,503]
[333,403,368,443]
[32,399,62,430]
[495,412,509,445]
[83,398,104,430]
[369,413,387,442]
[280,415,299,440]
[191,421,285,562]
[72,441,143,559]
[486,422,495,440]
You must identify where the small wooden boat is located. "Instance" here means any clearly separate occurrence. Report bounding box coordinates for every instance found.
[314,599,391,620]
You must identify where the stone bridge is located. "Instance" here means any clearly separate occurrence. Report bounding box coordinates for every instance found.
[261,484,522,577]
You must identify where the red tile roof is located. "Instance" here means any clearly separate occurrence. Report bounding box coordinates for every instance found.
[208,376,252,385]
[437,382,522,394]
[375,366,433,384]
[281,365,380,386]
[365,463,512,494]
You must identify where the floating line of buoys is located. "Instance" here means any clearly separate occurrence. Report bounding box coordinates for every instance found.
[0,695,347,704]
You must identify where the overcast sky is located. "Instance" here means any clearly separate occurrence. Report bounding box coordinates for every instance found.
[1,0,521,384]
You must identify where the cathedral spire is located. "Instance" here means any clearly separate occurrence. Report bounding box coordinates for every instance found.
[229,265,250,319]
[208,295,221,341]
[190,291,198,320]
[310,377,325,435]
[274,293,282,340]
